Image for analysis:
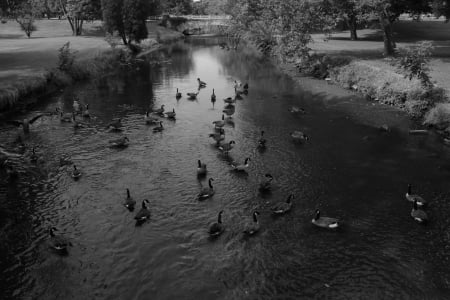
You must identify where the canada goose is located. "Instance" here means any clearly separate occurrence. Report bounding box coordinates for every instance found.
[288,106,306,114]
[209,210,224,236]
[73,112,87,129]
[73,99,81,113]
[411,199,428,223]
[30,147,38,163]
[106,119,123,130]
[72,165,81,179]
[198,178,214,200]
[213,115,225,128]
[224,97,236,104]
[243,211,260,236]
[8,114,45,134]
[258,131,266,148]
[176,88,182,99]
[197,160,207,176]
[82,104,90,118]
[49,227,72,252]
[187,92,199,100]
[235,87,244,99]
[231,157,251,172]
[218,140,235,154]
[209,128,225,144]
[60,111,73,122]
[165,108,176,119]
[145,111,159,125]
[197,78,207,87]
[234,80,242,89]
[109,136,129,148]
[272,194,294,214]
[211,89,216,102]
[152,105,165,115]
[124,188,136,211]
[223,105,235,117]
[259,173,273,191]
[243,82,248,90]
[134,199,151,222]
[291,131,309,141]
[153,121,164,132]
[405,184,427,207]
[311,209,339,229]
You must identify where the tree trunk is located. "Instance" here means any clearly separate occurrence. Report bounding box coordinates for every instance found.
[348,15,357,41]
[121,32,128,45]
[379,14,395,56]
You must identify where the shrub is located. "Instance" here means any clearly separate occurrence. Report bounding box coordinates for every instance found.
[423,103,450,128]
[299,54,352,79]
[396,41,434,88]
[167,16,187,30]
[57,42,77,72]
[16,14,36,38]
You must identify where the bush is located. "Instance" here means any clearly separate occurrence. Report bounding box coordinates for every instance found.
[16,14,36,38]
[57,42,76,72]
[396,41,434,88]
[167,16,187,30]
[298,54,352,79]
[423,103,450,128]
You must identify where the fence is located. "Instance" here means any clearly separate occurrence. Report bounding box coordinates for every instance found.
[147,15,230,21]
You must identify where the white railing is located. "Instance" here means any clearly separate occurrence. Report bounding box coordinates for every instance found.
[147,15,230,21]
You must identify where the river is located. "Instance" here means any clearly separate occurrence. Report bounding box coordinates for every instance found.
[1,37,450,300]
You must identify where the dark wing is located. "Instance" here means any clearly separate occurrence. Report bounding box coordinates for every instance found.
[28,114,45,124]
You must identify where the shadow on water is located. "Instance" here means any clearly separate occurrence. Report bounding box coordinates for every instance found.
[1,37,450,300]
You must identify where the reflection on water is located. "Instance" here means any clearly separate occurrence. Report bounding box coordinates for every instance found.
[1,38,450,300]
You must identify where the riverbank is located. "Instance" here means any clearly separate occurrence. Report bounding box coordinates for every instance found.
[0,19,183,112]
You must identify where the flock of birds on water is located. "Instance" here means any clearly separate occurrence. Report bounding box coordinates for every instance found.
[2,76,430,254]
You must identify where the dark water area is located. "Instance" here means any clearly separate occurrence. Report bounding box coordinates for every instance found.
[1,37,450,300]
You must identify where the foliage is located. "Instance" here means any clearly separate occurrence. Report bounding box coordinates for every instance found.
[14,1,36,38]
[56,0,101,35]
[432,0,450,20]
[298,54,353,78]
[57,41,76,72]
[159,0,192,15]
[396,41,434,88]
[424,103,450,127]
[122,0,148,44]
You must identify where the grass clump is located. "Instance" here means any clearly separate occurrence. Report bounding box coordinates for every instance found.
[298,54,353,79]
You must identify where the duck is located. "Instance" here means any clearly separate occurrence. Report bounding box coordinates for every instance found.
[272,194,294,214]
[145,111,159,125]
[49,227,72,252]
[209,128,225,144]
[243,211,260,236]
[176,88,182,99]
[213,115,225,129]
[153,121,164,132]
[197,78,207,87]
[291,131,309,141]
[82,104,90,118]
[258,131,266,148]
[60,111,73,122]
[223,97,236,104]
[109,136,129,148]
[8,114,45,134]
[259,173,274,191]
[288,106,306,114]
[223,105,235,117]
[311,209,339,229]
[405,184,427,207]
[165,108,176,119]
[209,211,224,236]
[30,147,38,163]
[72,165,82,179]
[197,160,207,176]
[187,92,199,100]
[218,140,235,154]
[211,89,216,102]
[411,199,428,224]
[106,118,123,131]
[124,188,136,211]
[231,157,251,172]
[134,199,151,222]
[198,178,214,200]
[152,105,165,115]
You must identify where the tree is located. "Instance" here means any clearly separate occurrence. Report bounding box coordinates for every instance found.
[58,0,101,36]
[324,0,365,40]
[14,1,36,38]
[159,0,192,15]
[432,0,450,20]
[101,0,126,44]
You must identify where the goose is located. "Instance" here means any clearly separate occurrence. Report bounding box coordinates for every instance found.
[145,111,159,125]
[223,105,235,117]
[209,128,225,144]
[258,131,266,148]
[235,87,244,99]
[197,160,207,176]
[213,115,225,128]
[73,112,87,129]
[209,210,225,236]
[224,97,236,104]
[234,80,242,89]
[109,136,129,148]
[259,173,273,191]
[231,157,251,172]
[211,89,216,102]
[243,211,260,236]
[49,227,72,252]
[60,111,73,122]
[405,184,427,207]
[176,88,182,99]
[152,105,165,115]
[218,140,235,154]
[106,118,123,130]
[124,188,136,211]
[197,78,207,87]
[187,92,199,100]
[134,199,151,222]
[411,199,428,224]
[153,121,164,132]
[243,82,249,90]
[289,106,306,114]
[198,178,214,200]
[311,209,339,229]
[72,165,82,179]
[165,108,176,119]
[30,147,38,163]
[73,99,81,113]
[8,114,45,134]
[82,104,90,118]
[291,131,309,141]
[272,194,294,214]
